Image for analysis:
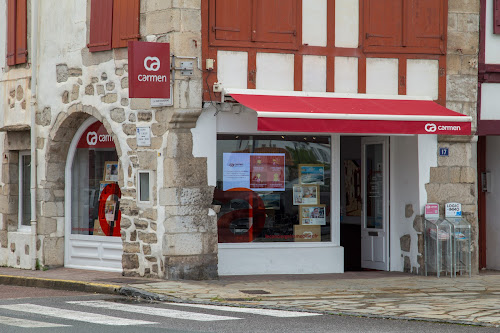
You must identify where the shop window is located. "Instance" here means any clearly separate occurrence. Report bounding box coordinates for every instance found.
[18,151,31,230]
[495,0,500,35]
[209,0,298,50]
[88,0,140,52]
[71,121,121,237]
[138,171,151,203]
[214,135,331,243]
[7,0,27,65]
[363,0,445,54]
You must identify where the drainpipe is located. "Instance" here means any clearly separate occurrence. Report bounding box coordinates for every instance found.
[30,0,39,270]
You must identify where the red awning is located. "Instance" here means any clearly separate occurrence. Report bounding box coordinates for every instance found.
[224,89,472,135]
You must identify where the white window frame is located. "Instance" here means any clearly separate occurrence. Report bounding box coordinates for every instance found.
[137,170,153,205]
[18,151,31,231]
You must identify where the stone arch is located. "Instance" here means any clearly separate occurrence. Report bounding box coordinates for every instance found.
[40,108,125,267]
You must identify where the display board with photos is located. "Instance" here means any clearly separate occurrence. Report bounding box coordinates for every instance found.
[215,134,331,243]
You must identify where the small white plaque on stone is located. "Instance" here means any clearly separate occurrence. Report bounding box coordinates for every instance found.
[136,127,151,147]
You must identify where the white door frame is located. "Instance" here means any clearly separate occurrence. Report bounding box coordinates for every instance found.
[64,117,123,272]
[361,137,390,270]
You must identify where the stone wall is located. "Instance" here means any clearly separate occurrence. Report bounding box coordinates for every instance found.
[415,0,480,274]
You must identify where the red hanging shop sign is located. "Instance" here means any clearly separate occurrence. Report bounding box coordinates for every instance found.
[128,41,171,98]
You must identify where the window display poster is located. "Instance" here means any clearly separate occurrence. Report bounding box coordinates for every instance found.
[300,205,326,225]
[104,161,119,182]
[293,185,319,205]
[223,153,285,191]
[299,164,324,185]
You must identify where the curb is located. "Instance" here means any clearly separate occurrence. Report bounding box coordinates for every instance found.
[0,274,121,295]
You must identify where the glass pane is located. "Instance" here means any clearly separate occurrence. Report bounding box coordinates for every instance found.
[365,144,383,229]
[139,172,150,201]
[21,155,31,226]
[71,122,119,236]
[215,135,331,243]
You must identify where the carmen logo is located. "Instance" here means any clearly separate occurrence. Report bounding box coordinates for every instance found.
[86,131,112,146]
[144,56,160,71]
[86,131,98,145]
[424,123,437,133]
[425,123,461,133]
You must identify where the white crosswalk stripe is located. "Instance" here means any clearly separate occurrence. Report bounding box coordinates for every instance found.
[0,315,70,328]
[68,300,241,321]
[170,302,323,317]
[0,304,156,326]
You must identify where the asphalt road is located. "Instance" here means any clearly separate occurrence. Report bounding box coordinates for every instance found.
[0,285,498,333]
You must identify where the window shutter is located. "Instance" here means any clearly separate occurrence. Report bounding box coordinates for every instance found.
[495,0,500,34]
[15,0,27,64]
[405,0,444,53]
[112,0,140,49]
[7,0,17,66]
[363,0,402,48]
[88,0,113,52]
[212,0,251,42]
[252,0,297,45]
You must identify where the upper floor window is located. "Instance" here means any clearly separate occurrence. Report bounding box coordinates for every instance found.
[7,0,27,66]
[363,0,446,54]
[209,0,299,50]
[88,0,140,52]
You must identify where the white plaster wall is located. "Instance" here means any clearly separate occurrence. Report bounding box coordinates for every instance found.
[485,0,500,64]
[417,134,438,213]
[7,232,32,269]
[216,106,258,133]
[366,58,399,95]
[407,59,439,100]
[256,53,294,91]
[36,0,134,189]
[217,51,248,89]
[480,83,500,120]
[335,0,359,48]
[334,57,358,93]
[389,135,420,272]
[219,244,344,275]
[192,107,217,187]
[486,136,500,269]
[303,55,326,92]
[302,0,327,47]
[0,0,32,128]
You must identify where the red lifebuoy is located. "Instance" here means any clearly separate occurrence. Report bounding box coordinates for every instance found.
[98,183,122,236]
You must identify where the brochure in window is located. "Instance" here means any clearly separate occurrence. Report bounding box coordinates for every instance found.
[293,225,321,242]
[103,161,119,182]
[92,219,105,236]
[293,185,319,205]
[300,204,326,225]
[299,164,324,185]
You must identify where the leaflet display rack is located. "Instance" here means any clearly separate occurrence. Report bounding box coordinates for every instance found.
[446,217,472,277]
[424,218,454,278]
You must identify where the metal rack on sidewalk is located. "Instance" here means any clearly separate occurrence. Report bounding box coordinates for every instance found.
[424,203,472,278]
[425,218,454,278]
[446,216,472,277]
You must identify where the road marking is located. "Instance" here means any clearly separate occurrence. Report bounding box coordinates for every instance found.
[0,315,70,328]
[68,300,241,322]
[0,304,155,326]
[170,303,323,317]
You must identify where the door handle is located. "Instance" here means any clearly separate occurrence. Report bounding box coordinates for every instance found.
[368,231,378,237]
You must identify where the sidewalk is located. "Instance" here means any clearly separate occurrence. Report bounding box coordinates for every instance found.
[1,267,500,327]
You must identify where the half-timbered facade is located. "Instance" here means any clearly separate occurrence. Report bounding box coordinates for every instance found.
[197,0,479,275]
